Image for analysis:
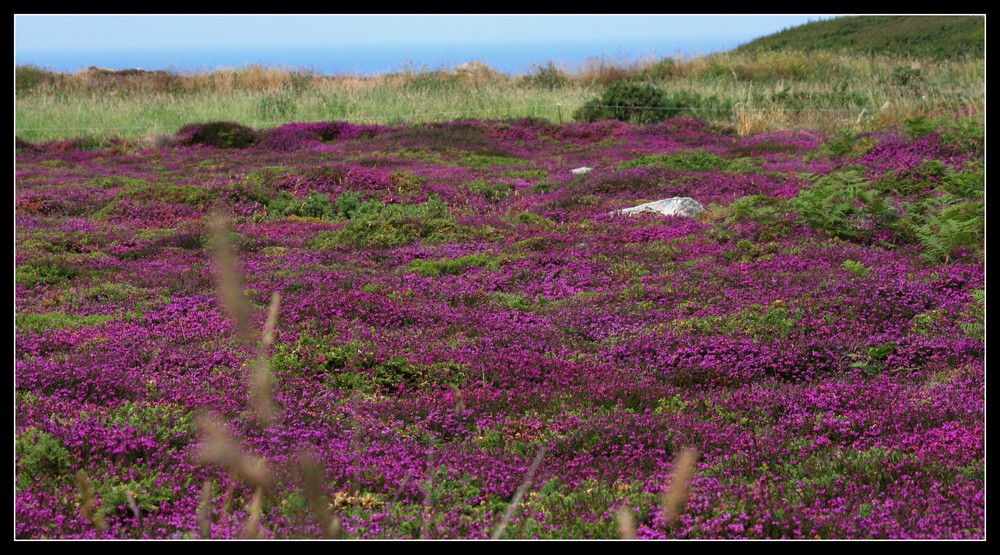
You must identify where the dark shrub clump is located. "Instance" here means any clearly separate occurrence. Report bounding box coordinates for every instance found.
[175,121,260,149]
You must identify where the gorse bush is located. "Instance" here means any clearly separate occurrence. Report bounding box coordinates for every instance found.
[175,121,259,149]
[17,257,81,289]
[575,82,672,125]
[575,82,731,125]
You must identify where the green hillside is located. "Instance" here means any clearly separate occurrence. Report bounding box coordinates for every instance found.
[736,15,984,59]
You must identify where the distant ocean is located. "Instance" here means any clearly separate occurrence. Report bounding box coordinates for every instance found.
[16,38,745,76]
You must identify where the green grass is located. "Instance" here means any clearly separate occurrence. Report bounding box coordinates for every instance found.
[16,312,118,334]
[736,15,984,60]
[14,45,984,142]
[15,81,592,142]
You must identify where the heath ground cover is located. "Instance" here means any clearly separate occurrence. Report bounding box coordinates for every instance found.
[14,116,984,539]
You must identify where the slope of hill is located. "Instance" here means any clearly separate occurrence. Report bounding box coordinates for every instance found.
[735,15,985,59]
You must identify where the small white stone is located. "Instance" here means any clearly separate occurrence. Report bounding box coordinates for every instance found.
[570,167,593,175]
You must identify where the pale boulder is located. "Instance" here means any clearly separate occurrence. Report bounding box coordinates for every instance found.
[612,197,705,218]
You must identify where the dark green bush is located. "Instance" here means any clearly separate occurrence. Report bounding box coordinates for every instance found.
[268,191,337,220]
[95,476,175,520]
[176,121,259,149]
[575,82,729,124]
[575,82,671,124]
[335,191,362,219]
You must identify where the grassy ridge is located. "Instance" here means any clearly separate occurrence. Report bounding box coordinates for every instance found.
[736,15,985,60]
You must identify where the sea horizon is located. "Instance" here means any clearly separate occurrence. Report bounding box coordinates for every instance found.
[15,38,746,77]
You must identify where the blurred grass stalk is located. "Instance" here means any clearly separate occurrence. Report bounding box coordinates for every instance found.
[662,448,699,529]
[75,470,107,533]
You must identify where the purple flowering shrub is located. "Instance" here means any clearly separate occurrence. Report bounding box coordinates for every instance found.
[258,122,388,152]
[15,118,984,539]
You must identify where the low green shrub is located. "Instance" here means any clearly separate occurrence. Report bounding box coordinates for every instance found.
[314,197,462,249]
[269,191,337,220]
[176,121,259,149]
[619,149,758,173]
[575,82,670,125]
[408,253,494,277]
[576,82,731,125]
[16,312,116,334]
[15,429,74,490]
[468,179,513,202]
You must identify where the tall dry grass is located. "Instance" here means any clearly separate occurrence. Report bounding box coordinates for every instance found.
[15,51,984,141]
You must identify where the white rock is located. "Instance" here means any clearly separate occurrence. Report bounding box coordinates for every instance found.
[570,167,593,175]
[612,197,705,218]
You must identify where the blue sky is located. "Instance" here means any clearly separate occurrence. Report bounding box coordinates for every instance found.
[14,15,835,74]
[15,15,830,50]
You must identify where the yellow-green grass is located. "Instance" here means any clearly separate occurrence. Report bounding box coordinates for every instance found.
[15,52,984,142]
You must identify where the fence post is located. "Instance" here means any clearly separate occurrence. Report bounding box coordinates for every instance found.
[557,103,563,124]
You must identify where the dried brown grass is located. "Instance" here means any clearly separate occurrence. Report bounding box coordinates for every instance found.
[74,470,107,533]
[661,448,699,528]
